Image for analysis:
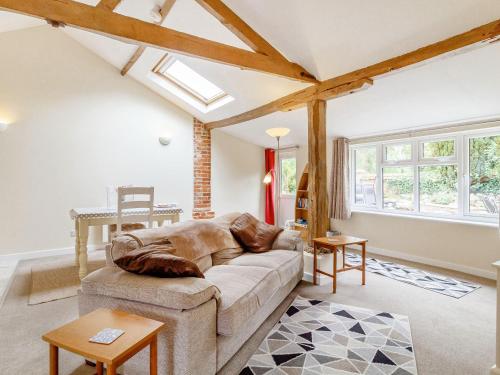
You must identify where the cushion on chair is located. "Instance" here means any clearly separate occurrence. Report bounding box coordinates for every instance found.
[230,213,282,253]
[224,250,303,287]
[81,267,220,310]
[204,265,281,336]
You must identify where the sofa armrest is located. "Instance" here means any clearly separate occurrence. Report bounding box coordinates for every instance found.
[272,229,302,250]
[81,267,220,311]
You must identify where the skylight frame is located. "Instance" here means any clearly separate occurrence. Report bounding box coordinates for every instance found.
[152,55,230,106]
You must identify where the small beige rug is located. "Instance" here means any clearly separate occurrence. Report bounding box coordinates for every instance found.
[29,251,106,305]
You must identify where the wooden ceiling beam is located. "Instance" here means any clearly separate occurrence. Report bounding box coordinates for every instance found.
[0,0,318,83]
[121,0,176,76]
[96,0,122,11]
[206,78,372,129]
[195,0,287,61]
[195,0,315,82]
[206,19,500,129]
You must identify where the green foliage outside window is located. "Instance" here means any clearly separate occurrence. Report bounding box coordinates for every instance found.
[469,135,500,195]
[281,158,297,195]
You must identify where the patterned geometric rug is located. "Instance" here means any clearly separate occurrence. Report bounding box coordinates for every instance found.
[346,253,480,299]
[240,296,417,375]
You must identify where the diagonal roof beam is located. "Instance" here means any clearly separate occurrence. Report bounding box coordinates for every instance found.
[96,0,122,11]
[206,19,500,129]
[121,0,176,76]
[0,0,318,83]
[195,0,288,61]
[195,0,315,84]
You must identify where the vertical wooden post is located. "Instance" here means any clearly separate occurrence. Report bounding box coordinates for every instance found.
[307,99,329,244]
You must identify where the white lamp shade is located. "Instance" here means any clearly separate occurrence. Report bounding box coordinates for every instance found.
[266,127,290,138]
[0,123,8,132]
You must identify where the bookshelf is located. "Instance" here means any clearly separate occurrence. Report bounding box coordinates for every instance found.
[294,164,309,241]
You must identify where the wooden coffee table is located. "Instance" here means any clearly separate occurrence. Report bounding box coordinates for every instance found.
[42,308,164,375]
[313,235,367,293]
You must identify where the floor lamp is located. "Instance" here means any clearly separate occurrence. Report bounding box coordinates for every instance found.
[263,127,290,227]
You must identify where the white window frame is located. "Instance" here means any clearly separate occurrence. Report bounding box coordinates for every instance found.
[350,127,500,224]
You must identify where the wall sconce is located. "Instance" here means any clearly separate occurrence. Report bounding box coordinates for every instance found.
[159,136,172,146]
[0,122,8,133]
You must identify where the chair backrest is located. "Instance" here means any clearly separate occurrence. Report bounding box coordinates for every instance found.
[482,195,499,214]
[116,186,154,236]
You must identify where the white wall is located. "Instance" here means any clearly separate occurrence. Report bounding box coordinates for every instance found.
[0,26,264,255]
[212,130,265,219]
[296,140,500,278]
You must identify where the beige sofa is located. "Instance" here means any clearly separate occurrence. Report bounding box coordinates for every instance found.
[78,213,303,374]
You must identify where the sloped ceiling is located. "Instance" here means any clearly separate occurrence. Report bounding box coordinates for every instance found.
[1,0,500,148]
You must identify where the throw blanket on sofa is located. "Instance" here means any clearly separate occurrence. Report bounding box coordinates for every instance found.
[112,219,241,262]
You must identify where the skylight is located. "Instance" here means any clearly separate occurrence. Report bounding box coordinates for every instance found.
[151,55,233,113]
[164,60,225,103]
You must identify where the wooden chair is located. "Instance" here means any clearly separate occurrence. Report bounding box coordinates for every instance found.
[109,186,154,239]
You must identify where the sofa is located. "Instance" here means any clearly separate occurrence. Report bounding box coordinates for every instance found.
[78,213,304,374]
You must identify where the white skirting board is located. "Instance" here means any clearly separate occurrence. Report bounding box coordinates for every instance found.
[365,245,496,280]
[302,245,496,282]
[0,245,101,263]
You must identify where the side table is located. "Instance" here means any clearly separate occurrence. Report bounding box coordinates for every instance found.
[42,308,164,375]
[313,235,367,293]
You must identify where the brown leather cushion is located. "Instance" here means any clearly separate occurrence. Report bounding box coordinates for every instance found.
[229,213,283,253]
[113,243,204,278]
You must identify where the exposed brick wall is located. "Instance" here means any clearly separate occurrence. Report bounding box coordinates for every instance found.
[192,118,215,219]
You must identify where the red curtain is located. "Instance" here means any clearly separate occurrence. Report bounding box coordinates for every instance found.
[265,148,276,224]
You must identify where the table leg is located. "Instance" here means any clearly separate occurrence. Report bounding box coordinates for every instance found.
[107,364,117,375]
[74,220,80,266]
[313,242,317,286]
[150,335,158,375]
[342,245,346,268]
[50,344,58,375]
[362,242,366,286]
[78,221,89,280]
[96,361,103,375]
[157,219,165,228]
[333,246,337,294]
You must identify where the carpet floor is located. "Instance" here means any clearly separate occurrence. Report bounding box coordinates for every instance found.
[0,253,495,375]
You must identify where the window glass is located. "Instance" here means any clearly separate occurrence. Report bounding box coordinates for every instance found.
[469,135,500,215]
[280,157,297,195]
[383,167,414,211]
[422,140,455,159]
[163,60,225,103]
[384,143,412,162]
[419,165,458,215]
[354,147,377,206]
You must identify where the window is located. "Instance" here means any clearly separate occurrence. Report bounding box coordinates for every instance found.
[350,128,500,223]
[280,156,297,195]
[384,143,412,163]
[468,135,500,215]
[151,55,234,113]
[419,165,458,215]
[354,147,377,206]
[383,166,414,211]
[421,139,455,160]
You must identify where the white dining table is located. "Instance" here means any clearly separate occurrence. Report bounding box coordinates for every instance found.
[70,207,183,279]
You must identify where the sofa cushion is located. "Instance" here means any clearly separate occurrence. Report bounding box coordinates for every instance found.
[272,230,301,250]
[204,265,281,336]
[113,244,205,279]
[211,247,244,266]
[224,250,302,287]
[81,267,220,310]
[230,213,282,253]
